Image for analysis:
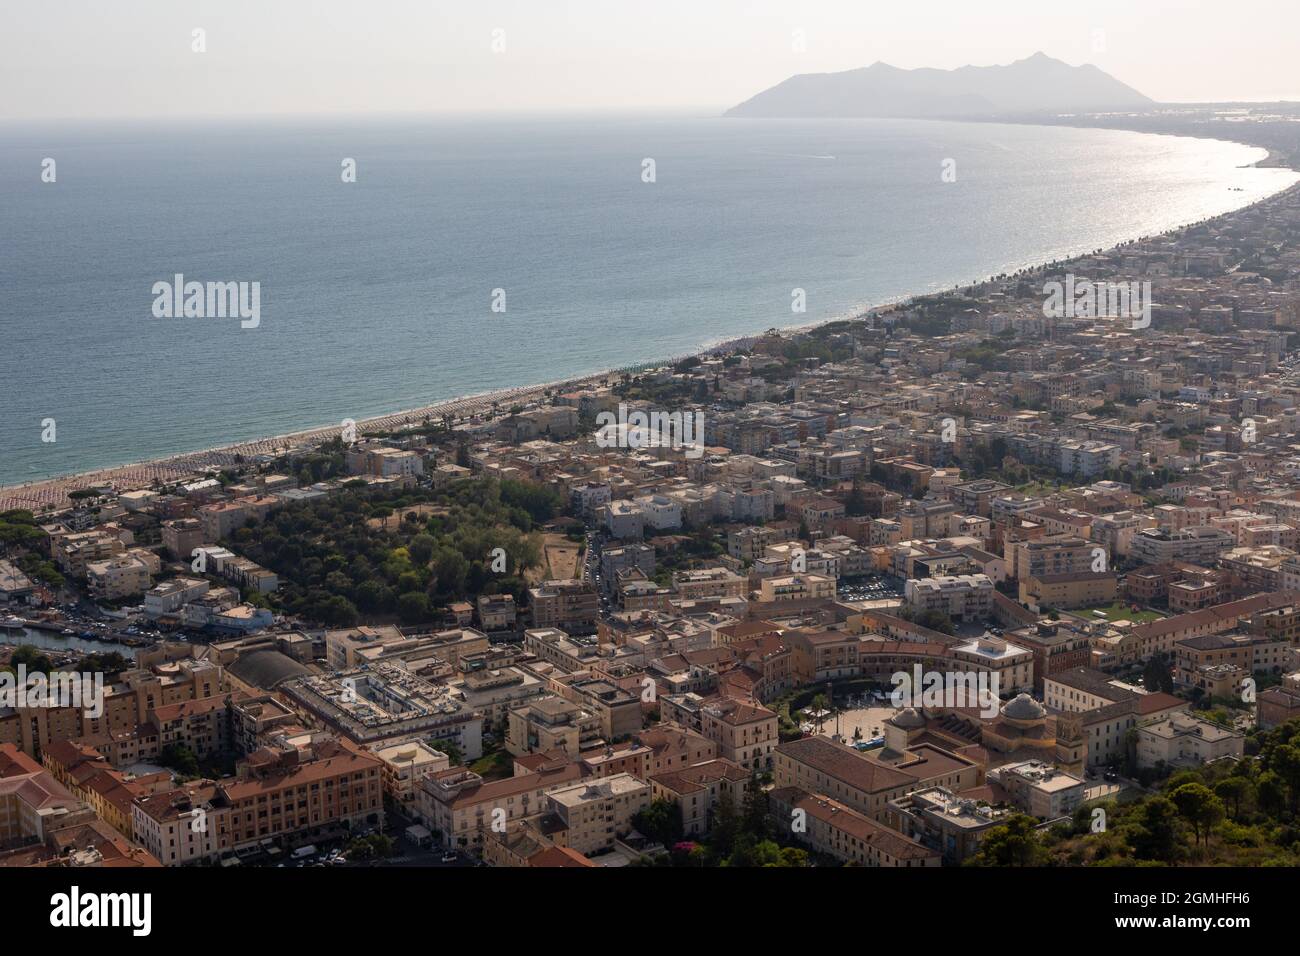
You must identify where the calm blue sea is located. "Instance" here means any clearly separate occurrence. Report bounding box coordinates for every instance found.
[1,114,1295,486]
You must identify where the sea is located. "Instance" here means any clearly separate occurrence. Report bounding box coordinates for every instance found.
[1,113,1296,487]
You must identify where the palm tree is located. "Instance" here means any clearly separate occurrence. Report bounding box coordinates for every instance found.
[810,693,829,734]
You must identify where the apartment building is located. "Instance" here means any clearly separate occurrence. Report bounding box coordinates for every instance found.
[758,573,837,603]
[543,774,651,855]
[579,723,717,781]
[529,579,600,635]
[0,655,225,759]
[1136,713,1244,770]
[600,544,656,590]
[786,628,862,683]
[949,634,1035,694]
[49,529,125,578]
[1018,571,1117,610]
[885,786,1008,864]
[1009,535,1097,582]
[673,567,748,601]
[770,787,939,867]
[634,494,683,532]
[1174,632,1290,691]
[1131,526,1235,566]
[373,740,450,812]
[648,758,749,836]
[545,673,643,741]
[130,782,230,866]
[903,574,994,622]
[604,500,645,539]
[947,480,1012,518]
[1259,674,1300,729]
[143,577,210,620]
[1007,621,1093,693]
[220,742,384,853]
[988,760,1086,819]
[476,593,518,632]
[419,758,583,849]
[696,697,779,771]
[280,665,484,761]
[346,443,425,479]
[86,552,155,601]
[506,696,603,757]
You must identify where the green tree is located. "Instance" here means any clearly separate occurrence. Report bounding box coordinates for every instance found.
[711,788,739,856]
[1271,744,1300,813]
[741,773,770,840]
[1142,653,1174,694]
[158,744,200,778]
[633,799,683,848]
[810,694,829,734]
[1256,770,1288,817]
[1213,777,1252,819]
[431,739,462,765]
[1124,795,1182,862]
[1170,783,1225,847]
[408,533,437,566]
[8,645,54,674]
[397,591,431,623]
[966,815,1048,866]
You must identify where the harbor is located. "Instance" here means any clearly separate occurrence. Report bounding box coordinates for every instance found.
[0,617,142,658]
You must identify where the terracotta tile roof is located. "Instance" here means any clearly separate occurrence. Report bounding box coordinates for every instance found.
[222,749,382,801]
[770,787,936,861]
[529,846,596,867]
[0,743,44,777]
[436,762,582,811]
[776,736,916,793]
[649,758,748,795]
[150,694,232,722]
[1127,591,1298,641]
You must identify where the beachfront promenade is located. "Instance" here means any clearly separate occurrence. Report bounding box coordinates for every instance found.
[0,378,592,514]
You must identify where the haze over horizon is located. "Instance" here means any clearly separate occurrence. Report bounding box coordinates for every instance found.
[3,0,1298,122]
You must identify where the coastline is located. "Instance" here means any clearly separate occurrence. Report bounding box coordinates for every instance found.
[5,121,1297,514]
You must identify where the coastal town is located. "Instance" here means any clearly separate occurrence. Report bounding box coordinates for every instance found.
[6,171,1300,873]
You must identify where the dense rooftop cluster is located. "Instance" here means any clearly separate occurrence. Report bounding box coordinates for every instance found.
[7,175,1300,868]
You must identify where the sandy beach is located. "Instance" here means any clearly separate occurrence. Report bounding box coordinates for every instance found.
[0,374,604,513]
[6,147,1296,518]
[0,324,787,514]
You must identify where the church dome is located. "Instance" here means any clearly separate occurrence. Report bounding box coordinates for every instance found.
[890,707,926,729]
[1002,693,1045,721]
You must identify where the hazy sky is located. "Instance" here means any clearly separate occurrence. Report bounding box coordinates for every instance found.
[3,0,1297,120]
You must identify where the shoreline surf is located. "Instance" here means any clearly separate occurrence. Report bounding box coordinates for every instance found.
[3,122,1296,511]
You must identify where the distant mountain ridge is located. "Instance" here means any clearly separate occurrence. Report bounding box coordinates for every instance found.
[725,52,1153,119]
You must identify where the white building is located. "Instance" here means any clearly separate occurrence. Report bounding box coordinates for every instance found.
[604,500,645,540]
[634,494,683,532]
[1136,713,1244,770]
